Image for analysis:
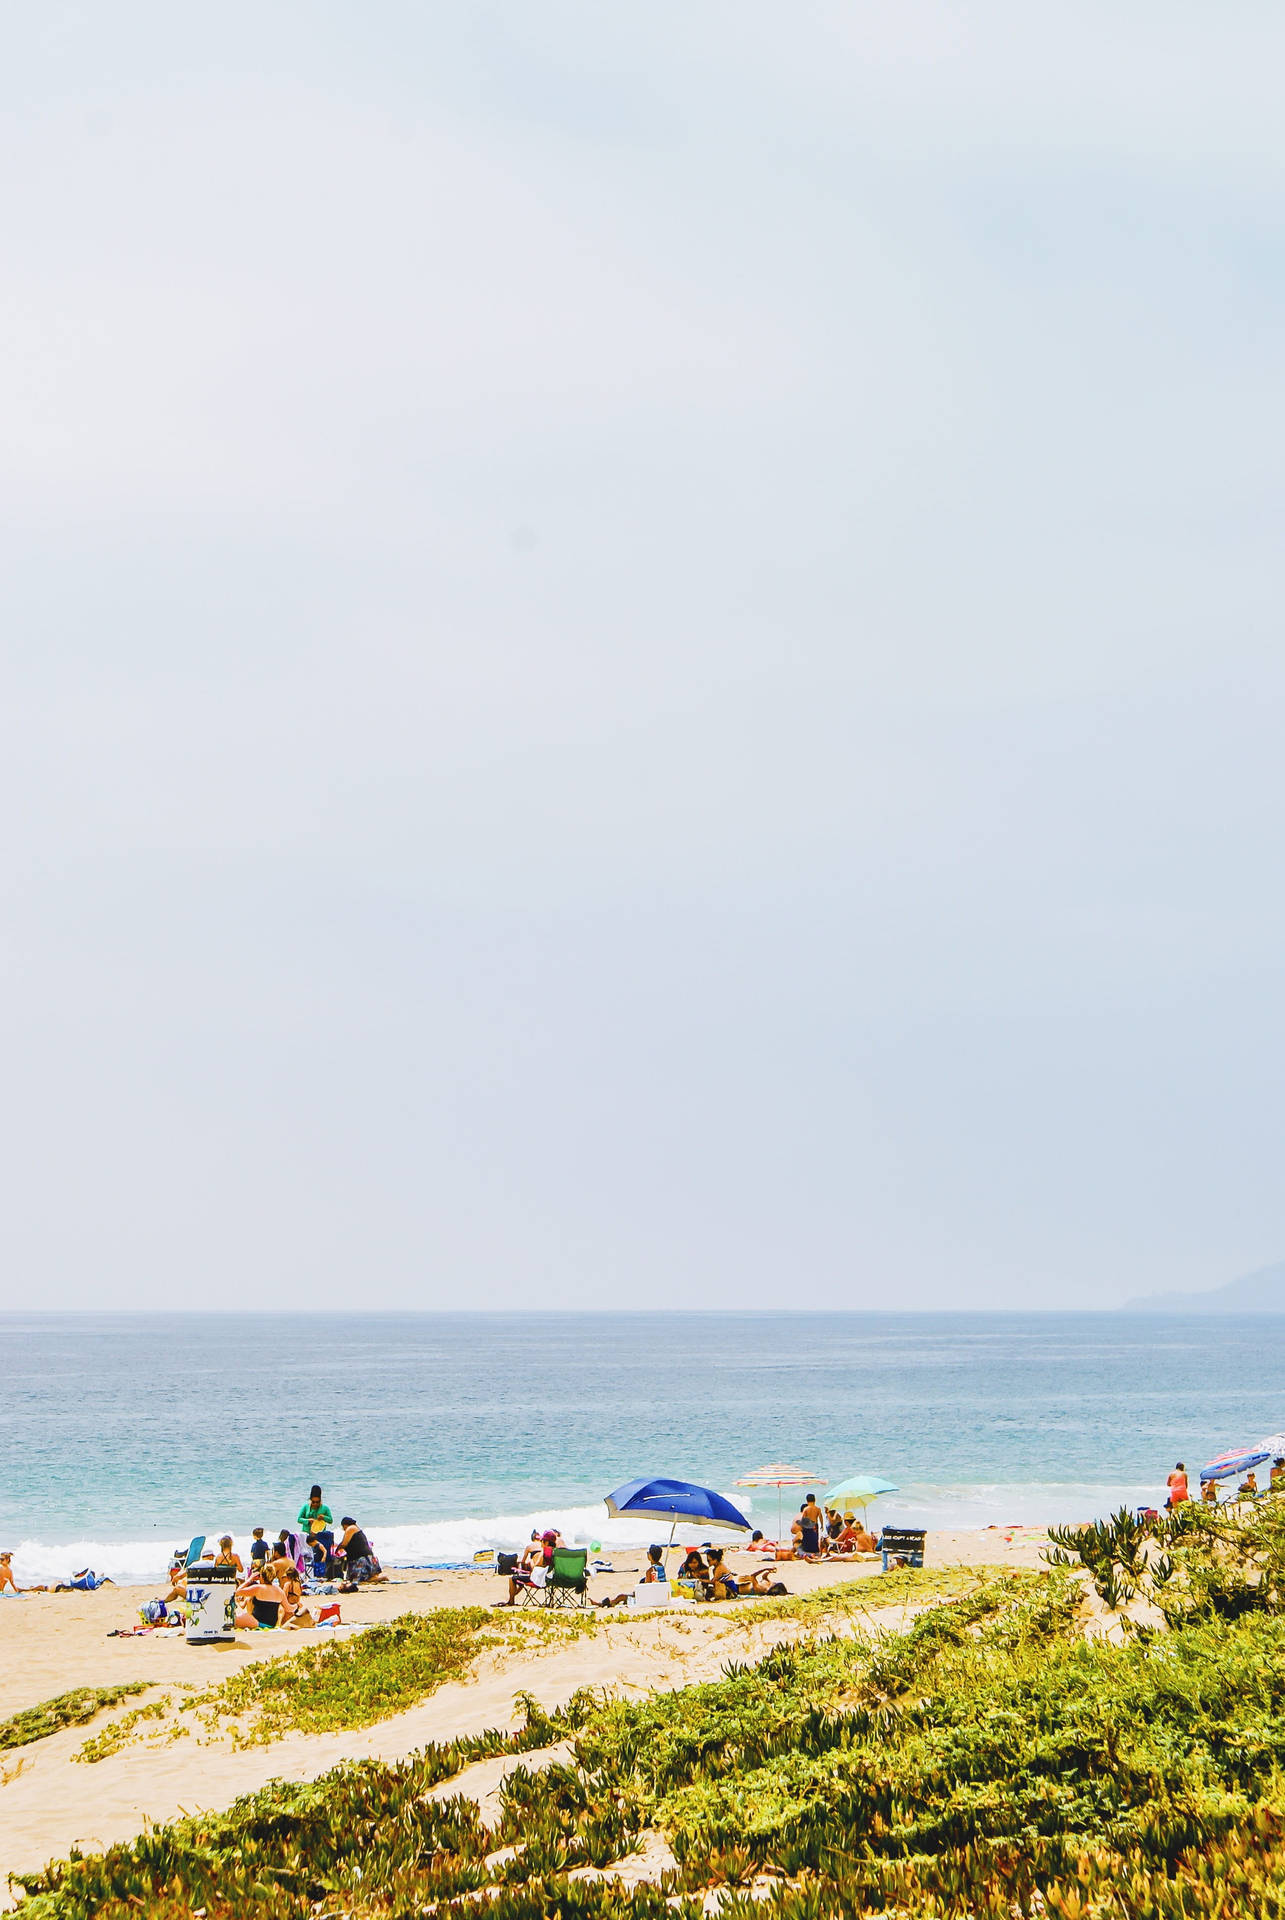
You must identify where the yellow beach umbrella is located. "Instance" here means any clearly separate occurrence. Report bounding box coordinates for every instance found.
[734,1463,827,1539]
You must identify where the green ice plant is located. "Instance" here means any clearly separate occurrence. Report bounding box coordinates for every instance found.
[0,1684,147,1754]
[23,1509,1285,1919]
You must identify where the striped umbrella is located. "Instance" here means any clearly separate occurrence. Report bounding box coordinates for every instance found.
[734,1463,827,1539]
[1200,1433,1285,1485]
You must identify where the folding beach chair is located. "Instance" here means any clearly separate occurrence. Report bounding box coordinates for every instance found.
[544,1546,590,1609]
[511,1557,548,1607]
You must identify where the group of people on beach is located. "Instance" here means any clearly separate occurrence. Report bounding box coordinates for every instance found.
[157,1486,388,1629]
[1161,1458,1285,1511]
[778,1494,878,1559]
[495,1494,880,1610]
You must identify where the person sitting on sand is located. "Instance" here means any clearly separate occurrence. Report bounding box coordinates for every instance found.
[641,1544,667,1582]
[1239,1470,1259,1498]
[215,1535,245,1576]
[594,1544,676,1608]
[268,1541,298,1584]
[851,1515,878,1553]
[706,1547,782,1599]
[0,1552,21,1594]
[1165,1463,1190,1508]
[677,1549,709,1586]
[276,1565,319,1628]
[336,1517,387,1590]
[1202,1478,1218,1505]
[499,1529,559,1605]
[234,1569,296,1630]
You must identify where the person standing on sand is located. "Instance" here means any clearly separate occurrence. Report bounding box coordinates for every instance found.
[1166,1463,1189,1508]
[1202,1478,1218,1505]
[798,1495,823,1557]
[298,1486,334,1565]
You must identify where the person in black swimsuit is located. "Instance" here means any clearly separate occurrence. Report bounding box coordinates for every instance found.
[337,1517,387,1590]
[234,1570,294,1629]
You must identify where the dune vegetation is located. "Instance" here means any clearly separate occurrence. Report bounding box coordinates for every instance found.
[0,1684,147,1756]
[18,1503,1285,1916]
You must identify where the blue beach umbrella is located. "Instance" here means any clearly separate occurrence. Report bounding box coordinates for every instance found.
[1200,1432,1285,1485]
[1200,1443,1274,1484]
[604,1476,751,1567]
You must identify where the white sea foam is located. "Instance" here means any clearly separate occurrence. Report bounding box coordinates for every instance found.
[2,1483,1163,1589]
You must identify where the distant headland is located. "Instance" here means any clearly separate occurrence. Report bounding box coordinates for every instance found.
[1124,1261,1285,1313]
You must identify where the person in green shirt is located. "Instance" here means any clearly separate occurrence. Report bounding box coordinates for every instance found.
[298,1485,334,1572]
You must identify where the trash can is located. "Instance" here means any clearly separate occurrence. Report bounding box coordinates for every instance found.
[184,1563,238,1643]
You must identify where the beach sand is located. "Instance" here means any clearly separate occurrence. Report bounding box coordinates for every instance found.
[0,1527,1050,1897]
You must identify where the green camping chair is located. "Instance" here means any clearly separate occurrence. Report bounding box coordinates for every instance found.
[544,1546,590,1609]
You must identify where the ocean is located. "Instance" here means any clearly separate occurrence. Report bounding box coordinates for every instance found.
[3,1310,1282,1586]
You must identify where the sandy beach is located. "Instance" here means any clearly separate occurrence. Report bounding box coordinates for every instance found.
[0,1528,1049,1897]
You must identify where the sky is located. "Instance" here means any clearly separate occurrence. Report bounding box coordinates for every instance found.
[2,3,1283,1312]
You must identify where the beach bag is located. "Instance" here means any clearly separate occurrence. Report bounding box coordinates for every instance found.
[141,1599,168,1624]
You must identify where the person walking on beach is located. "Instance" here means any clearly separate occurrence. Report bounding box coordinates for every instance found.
[1165,1463,1189,1509]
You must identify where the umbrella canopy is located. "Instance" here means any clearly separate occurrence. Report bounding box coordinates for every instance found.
[824,1475,898,1512]
[1200,1445,1272,1484]
[604,1478,750,1570]
[734,1463,827,1537]
[734,1463,826,1489]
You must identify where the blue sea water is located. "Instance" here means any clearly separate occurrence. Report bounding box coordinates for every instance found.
[3,1310,1283,1584]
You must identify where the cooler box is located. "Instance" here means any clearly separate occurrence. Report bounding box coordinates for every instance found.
[185,1563,238,1642]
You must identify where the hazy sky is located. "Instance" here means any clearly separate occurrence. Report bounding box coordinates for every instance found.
[4,3,1283,1311]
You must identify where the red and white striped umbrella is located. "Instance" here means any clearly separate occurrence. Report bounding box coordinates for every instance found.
[734,1463,827,1538]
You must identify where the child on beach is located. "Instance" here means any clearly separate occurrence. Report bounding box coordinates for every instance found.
[249,1527,270,1565]
[215,1536,244,1575]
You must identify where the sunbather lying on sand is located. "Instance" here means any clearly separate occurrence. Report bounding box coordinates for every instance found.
[705,1547,784,1599]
